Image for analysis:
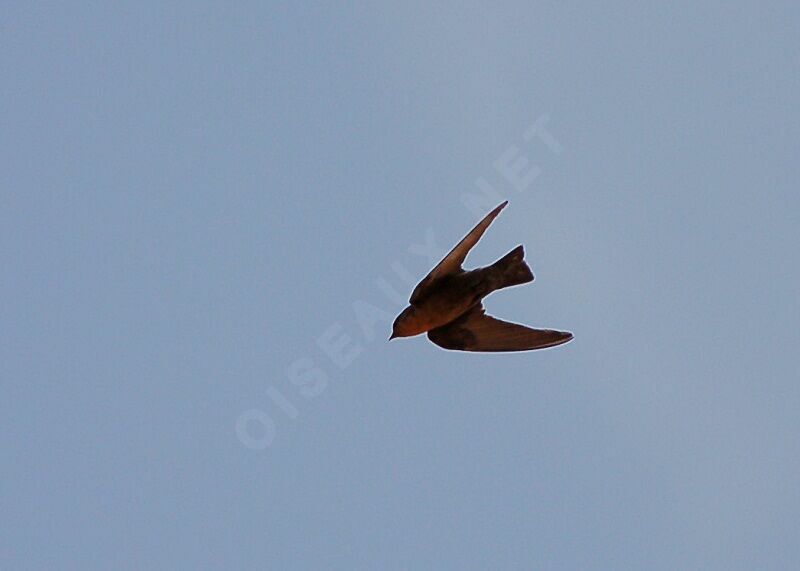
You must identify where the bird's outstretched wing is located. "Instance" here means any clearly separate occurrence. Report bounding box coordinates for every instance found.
[410,201,508,303]
[427,304,573,352]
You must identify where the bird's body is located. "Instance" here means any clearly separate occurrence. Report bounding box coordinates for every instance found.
[399,271,486,334]
[403,258,522,333]
[390,201,573,352]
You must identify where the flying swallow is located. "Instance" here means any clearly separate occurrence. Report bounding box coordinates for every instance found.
[390,201,573,352]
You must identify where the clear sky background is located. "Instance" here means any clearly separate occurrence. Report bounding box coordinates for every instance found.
[3,3,799,569]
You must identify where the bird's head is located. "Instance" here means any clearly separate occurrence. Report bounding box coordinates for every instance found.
[390,305,426,339]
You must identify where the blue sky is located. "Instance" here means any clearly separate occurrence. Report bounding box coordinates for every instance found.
[2,2,799,569]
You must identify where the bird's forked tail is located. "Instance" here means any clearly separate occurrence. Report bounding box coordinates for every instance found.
[490,245,534,290]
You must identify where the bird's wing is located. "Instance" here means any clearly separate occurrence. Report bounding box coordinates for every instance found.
[410,201,508,303]
[427,304,573,352]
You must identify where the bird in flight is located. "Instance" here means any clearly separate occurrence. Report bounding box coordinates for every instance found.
[390,201,573,352]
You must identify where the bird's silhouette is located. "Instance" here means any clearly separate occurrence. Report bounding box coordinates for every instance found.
[390,201,573,352]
